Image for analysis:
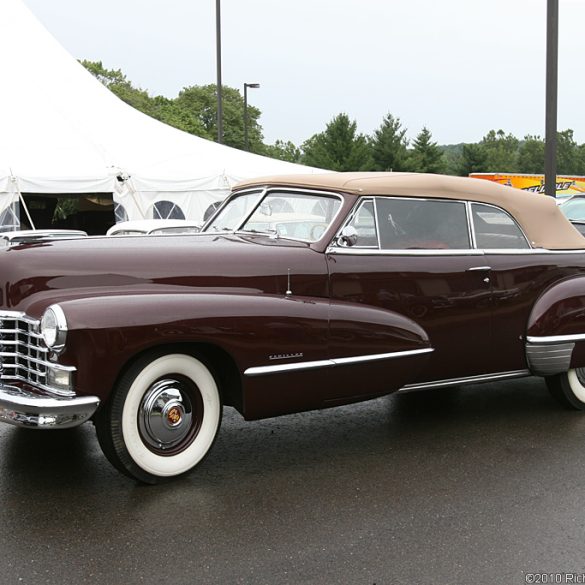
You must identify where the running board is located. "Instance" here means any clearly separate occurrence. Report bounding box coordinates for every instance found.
[400,370,531,392]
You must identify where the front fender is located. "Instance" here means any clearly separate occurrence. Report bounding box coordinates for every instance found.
[34,292,432,420]
[46,292,330,400]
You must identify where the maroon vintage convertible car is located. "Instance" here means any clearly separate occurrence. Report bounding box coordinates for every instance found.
[1,172,585,483]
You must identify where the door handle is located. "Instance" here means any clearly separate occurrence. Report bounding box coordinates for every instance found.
[466,266,491,272]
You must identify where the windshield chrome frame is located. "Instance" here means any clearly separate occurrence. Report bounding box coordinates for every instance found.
[203,186,345,244]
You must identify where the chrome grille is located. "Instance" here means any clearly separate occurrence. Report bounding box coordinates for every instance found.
[0,311,50,388]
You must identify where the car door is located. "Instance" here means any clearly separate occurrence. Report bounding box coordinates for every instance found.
[468,201,582,374]
[326,196,494,391]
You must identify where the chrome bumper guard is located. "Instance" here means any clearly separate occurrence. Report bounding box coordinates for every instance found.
[0,384,100,429]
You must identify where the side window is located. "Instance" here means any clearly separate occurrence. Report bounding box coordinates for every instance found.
[375,198,471,250]
[471,203,529,249]
[346,200,378,247]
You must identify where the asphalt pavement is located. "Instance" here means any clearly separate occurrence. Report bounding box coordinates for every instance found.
[1,376,584,585]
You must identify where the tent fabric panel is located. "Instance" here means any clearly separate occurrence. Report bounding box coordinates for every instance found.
[119,190,226,223]
[16,176,117,194]
[129,174,232,193]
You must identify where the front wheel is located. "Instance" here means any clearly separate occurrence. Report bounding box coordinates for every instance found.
[546,368,585,410]
[95,352,222,484]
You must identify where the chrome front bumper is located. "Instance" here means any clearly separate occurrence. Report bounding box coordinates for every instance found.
[0,384,100,429]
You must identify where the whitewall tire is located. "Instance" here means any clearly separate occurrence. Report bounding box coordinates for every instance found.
[95,352,222,484]
[546,368,585,410]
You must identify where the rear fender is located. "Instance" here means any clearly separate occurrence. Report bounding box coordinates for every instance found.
[526,277,585,375]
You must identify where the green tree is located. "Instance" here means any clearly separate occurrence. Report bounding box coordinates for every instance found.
[82,61,262,149]
[457,143,488,176]
[479,129,519,172]
[576,144,585,175]
[557,129,579,175]
[151,95,211,139]
[407,127,445,173]
[370,113,409,171]
[80,60,157,118]
[262,140,302,163]
[301,113,373,171]
[174,85,263,151]
[517,135,545,173]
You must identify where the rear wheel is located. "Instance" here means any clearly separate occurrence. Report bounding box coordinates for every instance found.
[95,352,222,483]
[546,368,585,410]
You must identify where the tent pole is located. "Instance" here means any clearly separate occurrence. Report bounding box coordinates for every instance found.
[125,178,148,220]
[12,178,35,230]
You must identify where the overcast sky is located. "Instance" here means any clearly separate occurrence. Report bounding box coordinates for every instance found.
[22,0,585,147]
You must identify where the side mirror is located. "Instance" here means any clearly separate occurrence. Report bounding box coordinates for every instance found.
[338,225,358,247]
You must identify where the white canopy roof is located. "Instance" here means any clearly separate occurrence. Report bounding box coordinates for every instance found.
[0,0,318,222]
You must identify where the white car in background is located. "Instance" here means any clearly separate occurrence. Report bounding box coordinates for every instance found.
[106,219,202,236]
[559,195,585,236]
[0,229,88,246]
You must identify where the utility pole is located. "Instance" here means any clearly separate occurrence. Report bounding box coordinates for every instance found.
[215,0,223,144]
[544,0,559,197]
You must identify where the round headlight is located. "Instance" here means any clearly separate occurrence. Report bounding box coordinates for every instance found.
[40,305,67,352]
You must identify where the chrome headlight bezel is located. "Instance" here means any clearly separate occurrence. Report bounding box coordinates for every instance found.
[40,304,68,353]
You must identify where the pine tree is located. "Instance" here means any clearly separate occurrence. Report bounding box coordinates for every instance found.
[301,114,373,171]
[370,114,409,171]
[458,143,489,176]
[408,127,445,173]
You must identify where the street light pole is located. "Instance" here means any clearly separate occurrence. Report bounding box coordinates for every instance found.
[544,0,559,197]
[243,82,260,151]
[215,0,223,144]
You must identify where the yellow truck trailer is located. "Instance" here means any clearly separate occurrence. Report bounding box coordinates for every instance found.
[470,173,585,199]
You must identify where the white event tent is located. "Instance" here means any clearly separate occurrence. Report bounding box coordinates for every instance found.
[0,0,320,232]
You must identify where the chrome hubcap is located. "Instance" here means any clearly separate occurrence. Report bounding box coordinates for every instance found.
[139,378,194,451]
[576,368,585,387]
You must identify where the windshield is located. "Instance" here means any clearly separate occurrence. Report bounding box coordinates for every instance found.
[204,190,342,242]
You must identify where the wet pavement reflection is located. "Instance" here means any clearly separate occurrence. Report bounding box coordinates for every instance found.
[1,377,583,584]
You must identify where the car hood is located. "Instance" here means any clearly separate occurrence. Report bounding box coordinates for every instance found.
[0,233,327,315]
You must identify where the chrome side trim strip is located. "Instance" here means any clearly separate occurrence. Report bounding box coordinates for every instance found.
[246,359,333,376]
[244,347,433,377]
[326,247,585,256]
[527,333,585,344]
[400,369,530,392]
[332,348,433,366]
[326,248,485,256]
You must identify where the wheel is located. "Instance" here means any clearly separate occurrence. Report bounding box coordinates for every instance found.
[546,368,585,410]
[95,352,222,484]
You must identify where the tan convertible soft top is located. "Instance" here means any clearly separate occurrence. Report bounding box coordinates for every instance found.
[235,172,585,250]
